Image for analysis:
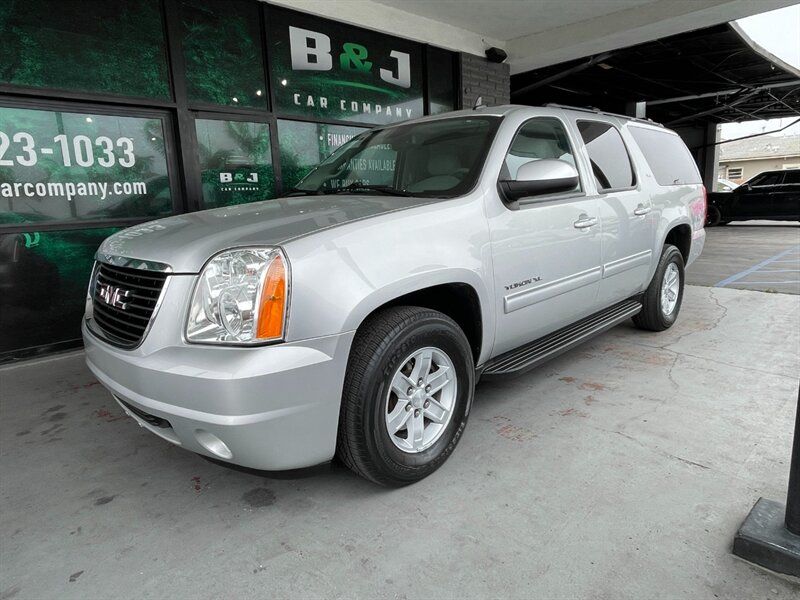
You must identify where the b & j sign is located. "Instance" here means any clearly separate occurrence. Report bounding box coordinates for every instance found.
[268,7,424,125]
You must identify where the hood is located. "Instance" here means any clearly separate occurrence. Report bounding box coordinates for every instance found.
[99,195,431,273]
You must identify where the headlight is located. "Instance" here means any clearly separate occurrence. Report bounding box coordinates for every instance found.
[186,247,289,345]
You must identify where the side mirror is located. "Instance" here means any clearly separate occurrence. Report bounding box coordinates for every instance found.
[500,159,579,201]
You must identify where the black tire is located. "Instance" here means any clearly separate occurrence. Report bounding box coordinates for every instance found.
[633,244,685,332]
[706,205,721,227]
[718,220,731,226]
[336,306,475,486]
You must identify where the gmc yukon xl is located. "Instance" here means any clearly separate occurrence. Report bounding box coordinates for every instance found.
[83,105,706,485]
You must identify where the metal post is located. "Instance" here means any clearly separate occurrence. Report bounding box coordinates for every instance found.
[786,386,800,534]
[732,382,800,577]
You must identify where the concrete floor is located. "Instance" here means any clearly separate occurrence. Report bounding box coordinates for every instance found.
[687,221,800,294]
[1,284,798,599]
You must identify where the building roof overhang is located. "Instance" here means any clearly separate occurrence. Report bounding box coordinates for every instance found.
[511,22,800,128]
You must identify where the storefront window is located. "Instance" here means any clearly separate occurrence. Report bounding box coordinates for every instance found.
[0,106,174,225]
[0,3,460,359]
[0,226,119,356]
[277,120,367,190]
[0,0,170,100]
[194,119,275,209]
[268,7,424,125]
[179,0,267,108]
[427,47,457,115]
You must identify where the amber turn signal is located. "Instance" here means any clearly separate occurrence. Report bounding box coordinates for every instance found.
[256,255,287,340]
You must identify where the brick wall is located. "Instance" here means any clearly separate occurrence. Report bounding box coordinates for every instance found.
[459,52,510,109]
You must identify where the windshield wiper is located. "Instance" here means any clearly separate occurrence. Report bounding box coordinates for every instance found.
[279,188,323,198]
[323,184,413,197]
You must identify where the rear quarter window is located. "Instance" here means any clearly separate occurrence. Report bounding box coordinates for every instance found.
[629,126,701,186]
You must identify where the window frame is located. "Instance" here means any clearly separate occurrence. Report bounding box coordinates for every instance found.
[0,0,461,232]
[497,115,587,209]
[576,118,638,194]
[176,0,269,112]
[191,111,280,210]
[0,0,461,359]
[749,171,785,188]
[0,0,174,103]
[0,96,184,234]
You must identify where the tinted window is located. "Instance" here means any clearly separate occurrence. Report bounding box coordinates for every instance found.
[0,226,120,356]
[503,117,579,192]
[629,126,701,186]
[194,119,275,209]
[427,47,457,116]
[750,172,784,187]
[278,120,367,190]
[0,0,170,99]
[0,106,174,225]
[577,121,635,191]
[782,171,800,184]
[178,0,267,108]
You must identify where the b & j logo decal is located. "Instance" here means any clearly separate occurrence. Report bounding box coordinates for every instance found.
[269,8,424,124]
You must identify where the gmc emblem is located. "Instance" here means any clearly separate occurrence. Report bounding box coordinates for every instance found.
[98,283,132,310]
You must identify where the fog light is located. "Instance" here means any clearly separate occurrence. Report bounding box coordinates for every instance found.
[194,429,233,459]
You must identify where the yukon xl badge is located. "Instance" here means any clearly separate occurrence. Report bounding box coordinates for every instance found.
[98,283,132,310]
[505,277,542,291]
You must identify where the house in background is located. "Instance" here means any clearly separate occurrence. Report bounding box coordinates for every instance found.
[717,135,800,184]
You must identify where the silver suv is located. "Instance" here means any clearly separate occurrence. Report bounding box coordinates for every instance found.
[83,105,706,486]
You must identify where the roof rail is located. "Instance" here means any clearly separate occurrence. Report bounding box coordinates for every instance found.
[544,103,664,127]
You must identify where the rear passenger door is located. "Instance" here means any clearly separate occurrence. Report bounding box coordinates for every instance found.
[574,119,653,307]
[774,170,800,218]
[739,172,783,218]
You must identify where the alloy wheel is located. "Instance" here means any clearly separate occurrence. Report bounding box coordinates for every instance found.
[384,347,457,453]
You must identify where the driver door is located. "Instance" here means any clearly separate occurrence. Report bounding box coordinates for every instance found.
[487,117,602,356]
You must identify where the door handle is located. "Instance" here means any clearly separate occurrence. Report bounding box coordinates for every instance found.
[573,215,598,229]
[634,204,651,216]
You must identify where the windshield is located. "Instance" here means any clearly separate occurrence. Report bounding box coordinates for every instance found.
[290,116,500,198]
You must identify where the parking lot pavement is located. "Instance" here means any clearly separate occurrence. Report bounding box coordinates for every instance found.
[1,285,799,599]
[686,221,800,294]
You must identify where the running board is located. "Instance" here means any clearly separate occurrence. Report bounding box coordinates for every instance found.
[481,298,642,378]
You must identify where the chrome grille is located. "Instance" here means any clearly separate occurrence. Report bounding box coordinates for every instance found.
[90,262,168,349]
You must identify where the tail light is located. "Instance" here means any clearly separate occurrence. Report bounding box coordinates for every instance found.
[689,186,706,230]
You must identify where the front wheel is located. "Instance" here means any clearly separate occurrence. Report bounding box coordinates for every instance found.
[337,306,475,486]
[633,244,685,332]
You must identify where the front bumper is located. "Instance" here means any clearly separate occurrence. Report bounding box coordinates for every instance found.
[82,286,355,470]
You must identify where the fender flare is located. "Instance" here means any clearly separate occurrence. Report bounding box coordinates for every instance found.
[342,267,494,363]
[648,215,692,281]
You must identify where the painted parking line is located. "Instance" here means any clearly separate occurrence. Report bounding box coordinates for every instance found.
[715,245,800,287]
[728,281,800,286]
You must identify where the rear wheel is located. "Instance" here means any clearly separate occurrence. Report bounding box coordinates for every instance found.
[633,244,685,332]
[706,205,721,227]
[337,306,474,486]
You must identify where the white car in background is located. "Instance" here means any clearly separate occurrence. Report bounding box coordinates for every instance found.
[717,178,739,192]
